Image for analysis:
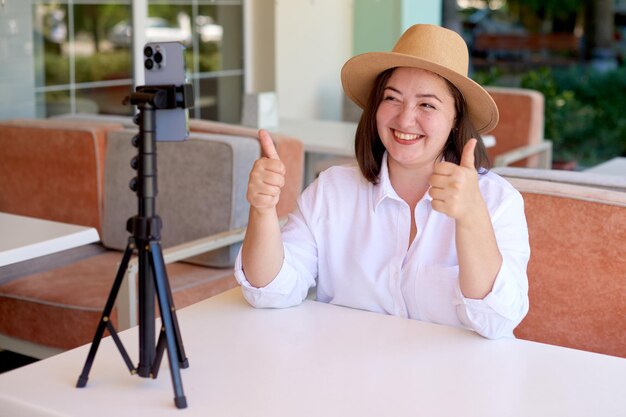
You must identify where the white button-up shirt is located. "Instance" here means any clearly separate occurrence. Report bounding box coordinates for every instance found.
[235,154,530,339]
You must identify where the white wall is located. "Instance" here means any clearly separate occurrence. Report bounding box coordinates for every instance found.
[274,0,353,121]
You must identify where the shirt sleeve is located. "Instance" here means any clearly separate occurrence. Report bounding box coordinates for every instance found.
[234,182,320,309]
[454,190,531,339]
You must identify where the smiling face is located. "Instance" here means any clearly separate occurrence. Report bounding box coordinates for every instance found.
[375,67,457,174]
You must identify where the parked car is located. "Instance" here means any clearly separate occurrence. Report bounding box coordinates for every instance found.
[108,13,223,48]
[196,15,223,43]
[108,16,192,47]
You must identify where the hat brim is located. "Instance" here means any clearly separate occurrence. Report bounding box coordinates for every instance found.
[341,52,499,134]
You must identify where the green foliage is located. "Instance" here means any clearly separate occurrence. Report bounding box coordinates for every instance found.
[507,0,581,19]
[520,66,626,166]
[44,50,131,85]
[472,67,504,86]
[42,53,70,86]
[75,51,131,83]
[73,4,129,36]
[197,42,222,72]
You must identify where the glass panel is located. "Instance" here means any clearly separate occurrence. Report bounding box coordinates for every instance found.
[38,90,70,118]
[33,1,244,123]
[76,84,134,116]
[74,4,132,83]
[33,4,70,86]
[196,75,242,123]
[196,4,243,73]
[147,4,194,46]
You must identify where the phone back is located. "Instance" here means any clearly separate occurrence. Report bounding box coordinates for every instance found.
[143,41,190,141]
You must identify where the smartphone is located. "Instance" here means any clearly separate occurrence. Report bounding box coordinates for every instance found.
[143,41,190,141]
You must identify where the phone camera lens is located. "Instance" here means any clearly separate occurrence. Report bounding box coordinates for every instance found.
[154,52,163,64]
[144,59,154,70]
[144,46,153,58]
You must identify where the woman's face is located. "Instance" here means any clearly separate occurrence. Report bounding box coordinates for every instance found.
[375,67,456,172]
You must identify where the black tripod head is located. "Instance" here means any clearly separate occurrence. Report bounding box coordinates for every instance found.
[128,83,194,110]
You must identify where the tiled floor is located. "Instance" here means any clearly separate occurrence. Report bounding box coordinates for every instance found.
[0,350,38,374]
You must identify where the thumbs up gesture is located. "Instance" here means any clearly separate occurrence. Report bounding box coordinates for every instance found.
[247,130,286,213]
[428,139,483,222]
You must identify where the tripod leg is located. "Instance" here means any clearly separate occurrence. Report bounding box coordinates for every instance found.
[106,322,136,371]
[136,241,156,378]
[151,325,167,378]
[77,242,136,388]
[149,241,187,409]
[153,242,188,367]
[147,242,188,368]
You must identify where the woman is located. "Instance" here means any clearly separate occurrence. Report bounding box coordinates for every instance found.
[235,24,530,339]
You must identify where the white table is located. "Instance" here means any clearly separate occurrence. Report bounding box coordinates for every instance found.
[0,213,100,267]
[585,156,626,177]
[274,118,496,184]
[0,289,624,416]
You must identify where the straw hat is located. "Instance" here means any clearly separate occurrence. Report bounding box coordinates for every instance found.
[341,24,498,133]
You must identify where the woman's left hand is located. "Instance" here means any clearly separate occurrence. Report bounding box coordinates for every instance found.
[428,139,484,223]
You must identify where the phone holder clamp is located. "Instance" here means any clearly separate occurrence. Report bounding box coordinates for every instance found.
[128,83,194,110]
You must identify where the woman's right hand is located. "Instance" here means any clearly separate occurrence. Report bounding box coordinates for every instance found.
[242,130,286,287]
[247,129,286,213]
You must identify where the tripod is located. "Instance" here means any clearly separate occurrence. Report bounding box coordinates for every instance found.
[77,84,194,409]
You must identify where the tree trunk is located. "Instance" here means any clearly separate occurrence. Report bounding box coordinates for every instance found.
[442,0,461,34]
[594,0,614,49]
[584,0,616,69]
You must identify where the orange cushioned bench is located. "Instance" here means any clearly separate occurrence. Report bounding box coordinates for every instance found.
[497,169,626,358]
[0,119,124,234]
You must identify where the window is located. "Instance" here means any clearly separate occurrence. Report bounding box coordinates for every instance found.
[33,0,244,123]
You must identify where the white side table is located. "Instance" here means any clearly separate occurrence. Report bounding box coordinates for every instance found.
[0,213,100,267]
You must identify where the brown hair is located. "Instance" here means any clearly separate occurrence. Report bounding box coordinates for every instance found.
[354,68,491,184]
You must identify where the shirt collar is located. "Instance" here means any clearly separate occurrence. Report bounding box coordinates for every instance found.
[372,152,433,212]
[372,153,395,211]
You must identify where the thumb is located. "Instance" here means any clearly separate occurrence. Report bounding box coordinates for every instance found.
[460,138,477,169]
[258,129,280,160]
